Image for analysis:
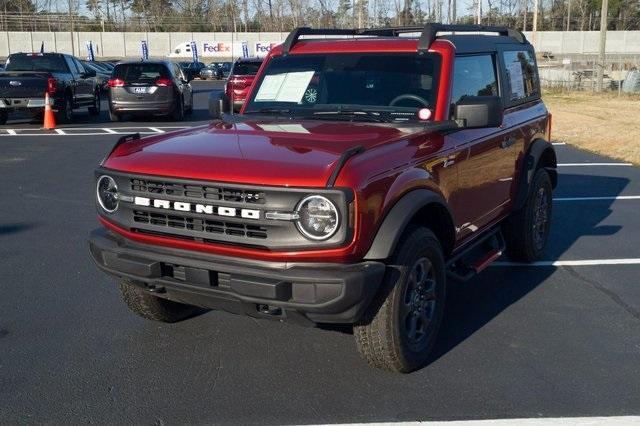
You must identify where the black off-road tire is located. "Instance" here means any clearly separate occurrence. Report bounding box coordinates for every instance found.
[119,279,198,323]
[354,227,446,373]
[503,168,553,262]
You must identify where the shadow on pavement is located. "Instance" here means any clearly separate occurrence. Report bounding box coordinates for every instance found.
[429,172,629,365]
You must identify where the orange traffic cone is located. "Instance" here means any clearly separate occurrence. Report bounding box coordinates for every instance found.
[43,92,56,130]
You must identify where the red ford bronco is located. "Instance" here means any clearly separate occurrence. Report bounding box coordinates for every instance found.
[90,24,556,373]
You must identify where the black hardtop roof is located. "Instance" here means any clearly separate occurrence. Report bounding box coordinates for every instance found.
[282,24,530,55]
[438,34,532,54]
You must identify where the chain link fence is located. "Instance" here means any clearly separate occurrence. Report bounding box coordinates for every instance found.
[538,53,640,93]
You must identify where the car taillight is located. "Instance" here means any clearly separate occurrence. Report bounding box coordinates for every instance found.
[46,77,57,94]
[108,78,125,87]
[155,78,172,87]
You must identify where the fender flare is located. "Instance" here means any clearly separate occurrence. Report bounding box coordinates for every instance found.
[364,189,455,260]
[513,138,557,210]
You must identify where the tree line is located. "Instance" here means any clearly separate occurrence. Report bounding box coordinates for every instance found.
[0,0,638,32]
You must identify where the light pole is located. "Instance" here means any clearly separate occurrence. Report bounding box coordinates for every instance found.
[596,0,609,91]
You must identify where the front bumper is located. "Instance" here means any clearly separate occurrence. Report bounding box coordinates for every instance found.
[89,228,385,325]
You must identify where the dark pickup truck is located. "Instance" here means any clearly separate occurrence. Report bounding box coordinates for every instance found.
[0,52,101,124]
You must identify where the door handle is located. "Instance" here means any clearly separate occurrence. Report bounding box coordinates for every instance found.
[500,138,516,149]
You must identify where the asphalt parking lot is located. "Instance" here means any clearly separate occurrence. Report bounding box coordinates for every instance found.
[1,80,639,424]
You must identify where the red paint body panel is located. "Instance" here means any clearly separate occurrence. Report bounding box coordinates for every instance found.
[99,36,551,264]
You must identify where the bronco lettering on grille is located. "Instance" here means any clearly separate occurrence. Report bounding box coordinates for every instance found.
[131,196,261,219]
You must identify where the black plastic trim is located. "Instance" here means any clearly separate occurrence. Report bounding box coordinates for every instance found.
[364,189,454,260]
[326,145,365,187]
[89,228,386,324]
[513,138,557,210]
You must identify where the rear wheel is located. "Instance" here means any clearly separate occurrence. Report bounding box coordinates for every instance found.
[354,227,446,373]
[0,110,7,125]
[119,280,199,323]
[108,108,120,122]
[88,90,101,116]
[185,93,193,114]
[503,168,553,262]
[171,96,185,121]
[55,95,73,123]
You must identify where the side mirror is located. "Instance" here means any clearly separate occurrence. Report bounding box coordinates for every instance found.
[454,96,503,128]
[84,69,96,78]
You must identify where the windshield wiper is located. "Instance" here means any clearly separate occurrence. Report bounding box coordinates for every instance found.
[311,109,387,123]
[245,107,292,115]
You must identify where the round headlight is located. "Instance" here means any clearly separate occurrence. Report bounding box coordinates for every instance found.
[296,195,339,241]
[96,175,118,213]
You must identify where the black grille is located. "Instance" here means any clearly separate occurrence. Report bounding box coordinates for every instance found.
[133,210,268,239]
[131,178,265,204]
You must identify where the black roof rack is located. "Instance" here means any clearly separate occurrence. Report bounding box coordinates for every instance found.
[281,23,527,55]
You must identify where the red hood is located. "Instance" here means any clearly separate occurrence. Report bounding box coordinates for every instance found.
[104,120,417,187]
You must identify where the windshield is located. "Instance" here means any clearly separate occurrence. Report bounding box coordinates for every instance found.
[233,61,262,76]
[244,53,440,122]
[6,54,68,72]
[113,63,170,84]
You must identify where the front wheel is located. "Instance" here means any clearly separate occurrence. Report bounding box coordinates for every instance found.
[503,168,553,262]
[354,227,446,373]
[119,280,199,323]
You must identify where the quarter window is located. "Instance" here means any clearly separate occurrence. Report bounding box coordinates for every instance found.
[451,55,498,105]
[502,50,538,102]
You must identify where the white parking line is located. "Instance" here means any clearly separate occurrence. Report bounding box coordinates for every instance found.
[0,126,191,136]
[554,196,640,201]
[552,142,566,145]
[558,163,633,167]
[493,258,640,267]
[358,416,640,425]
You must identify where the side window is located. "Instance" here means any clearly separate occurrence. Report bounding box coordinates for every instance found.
[73,58,85,74]
[174,64,183,79]
[64,55,79,75]
[451,55,498,105]
[502,50,539,102]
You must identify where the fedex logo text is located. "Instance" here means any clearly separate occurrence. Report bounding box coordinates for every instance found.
[203,42,231,52]
[255,42,277,53]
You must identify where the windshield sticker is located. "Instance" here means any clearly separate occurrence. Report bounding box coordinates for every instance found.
[506,61,525,100]
[254,71,315,103]
[257,124,310,133]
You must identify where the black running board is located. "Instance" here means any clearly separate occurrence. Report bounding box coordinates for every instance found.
[446,227,505,282]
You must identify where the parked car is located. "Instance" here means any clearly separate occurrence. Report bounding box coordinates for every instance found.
[199,63,221,80]
[208,57,263,117]
[81,60,110,92]
[178,61,205,81]
[0,52,100,124]
[107,60,193,122]
[212,61,232,79]
[90,24,556,373]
